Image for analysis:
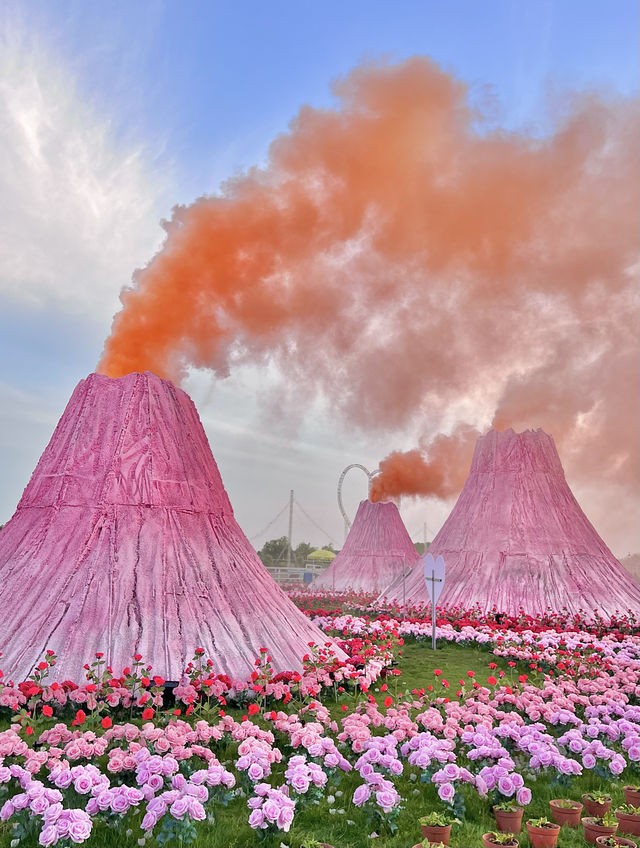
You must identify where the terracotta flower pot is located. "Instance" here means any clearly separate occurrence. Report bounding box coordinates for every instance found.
[616,810,640,837]
[583,796,613,817]
[550,799,583,827]
[595,837,637,848]
[526,822,561,848]
[624,788,640,809]
[494,807,524,833]
[583,817,619,845]
[420,823,451,846]
[483,834,519,848]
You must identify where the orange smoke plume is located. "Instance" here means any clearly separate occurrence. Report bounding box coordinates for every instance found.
[370,427,478,503]
[98,57,639,549]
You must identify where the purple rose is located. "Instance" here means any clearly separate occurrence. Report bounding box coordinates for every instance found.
[516,787,532,806]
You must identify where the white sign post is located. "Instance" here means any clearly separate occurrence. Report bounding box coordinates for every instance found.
[423,553,445,650]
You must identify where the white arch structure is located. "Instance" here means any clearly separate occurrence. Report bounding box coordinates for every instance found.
[337,464,380,541]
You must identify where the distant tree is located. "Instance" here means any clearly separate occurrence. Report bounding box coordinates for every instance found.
[258,538,320,567]
[258,537,290,567]
[293,542,315,565]
[321,543,336,553]
[413,541,431,555]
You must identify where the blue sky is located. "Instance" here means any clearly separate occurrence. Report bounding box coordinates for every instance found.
[1,0,638,552]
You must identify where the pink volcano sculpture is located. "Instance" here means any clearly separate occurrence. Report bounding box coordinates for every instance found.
[314,499,418,592]
[0,372,345,681]
[379,429,639,619]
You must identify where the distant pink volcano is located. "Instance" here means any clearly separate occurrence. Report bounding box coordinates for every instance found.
[0,372,344,681]
[379,429,639,618]
[314,499,418,592]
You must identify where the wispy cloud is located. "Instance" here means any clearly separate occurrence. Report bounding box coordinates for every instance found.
[0,14,169,319]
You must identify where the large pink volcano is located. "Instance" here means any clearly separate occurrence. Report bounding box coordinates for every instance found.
[379,429,639,618]
[0,372,344,681]
[314,499,418,592]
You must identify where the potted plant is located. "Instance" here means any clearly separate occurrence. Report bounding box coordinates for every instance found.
[419,811,454,846]
[493,800,524,833]
[624,787,640,808]
[411,841,446,848]
[482,831,519,848]
[526,816,561,848]
[300,840,335,848]
[549,798,583,827]
[595,837,638,848]
[616,805,640,837]
[583,794,613,817]
[583,814,620,845]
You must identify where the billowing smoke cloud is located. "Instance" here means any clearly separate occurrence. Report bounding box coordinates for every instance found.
[98,57,639,547]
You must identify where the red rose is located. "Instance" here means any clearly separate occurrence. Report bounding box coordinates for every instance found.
[42,705,53,717]
[247,703,260,715]
[141,708,154,720]
[101,716,112,729]
[383,696,393,708]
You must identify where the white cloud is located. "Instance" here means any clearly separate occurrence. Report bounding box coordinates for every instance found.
[0,17,169,320]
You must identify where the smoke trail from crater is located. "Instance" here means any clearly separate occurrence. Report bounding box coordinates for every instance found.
[98,57,639,548]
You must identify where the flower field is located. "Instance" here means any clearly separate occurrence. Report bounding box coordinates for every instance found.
[0,594,639,847]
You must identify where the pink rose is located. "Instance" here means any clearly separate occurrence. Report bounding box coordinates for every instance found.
[262,799,281,823]
[169,796,190,820]
[278,805,294,831]
[248,809,265,829]
[248,763,264,781]
[110,792,130,814]
[187,798,206,821]
[353,784,371,806]
[438,782,455,803]
[68,816,92,844]
[141,811,158,831]
[38,825,58,847]
[73,775,93,795]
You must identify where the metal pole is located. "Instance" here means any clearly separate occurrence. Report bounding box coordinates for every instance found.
[431,570,436,650]
[287,489,293,570]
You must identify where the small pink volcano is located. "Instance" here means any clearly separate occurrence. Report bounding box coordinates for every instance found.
[0,372,344,681]
[314,499,418,592]
[379,429,639,619]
